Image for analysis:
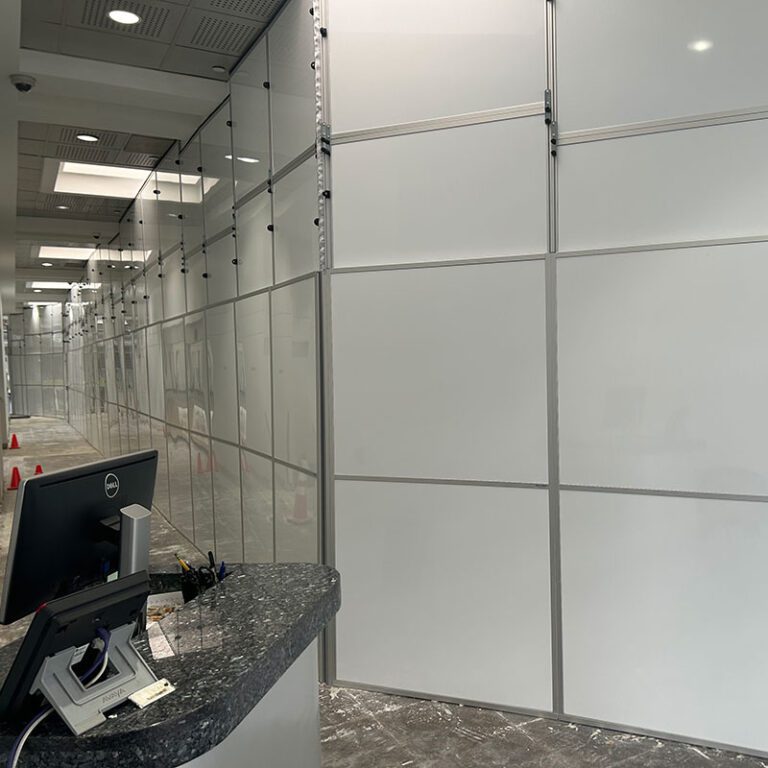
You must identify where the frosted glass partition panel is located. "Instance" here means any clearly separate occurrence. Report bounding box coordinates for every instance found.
[241,450,274,563]
[333,263,548,482]
[162,250,186,319]
[161,319,187,428]
[146,324,165,420]
[236,293,272,456]
[211,440,243,562]
[558,244,768,495]
[230,39,271,201]
[146,264,163,325]
[272,277,317,471]
[206,303,239,443]
[274,465,317,563]
[167,426,194,541]
[273,158,319,282]
[558,120,768,252]
[269,0,316,172]
[200,103,235,239]
[205,235,238,306]
[235,189,273,294]
[179,137,205,253]
[151,419,170,515]
[333,118,547,268]
[191,433,215,553]
[329,0,546,133]
[185,249,208,313]
[134,329,149,414]
[335,481,552,709]
[561,490,768,753]
[556,0,768,132]
[185,313,209,436]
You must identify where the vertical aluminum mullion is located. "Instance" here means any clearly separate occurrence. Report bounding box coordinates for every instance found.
[314,0,337,684]
[545,0,564,716]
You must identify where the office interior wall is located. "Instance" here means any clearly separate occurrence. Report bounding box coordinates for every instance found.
[64,0,322,567]
[326,0,768,755]
[7,305,67,418]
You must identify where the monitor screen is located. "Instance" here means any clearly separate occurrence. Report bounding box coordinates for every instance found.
[0,450,157,625]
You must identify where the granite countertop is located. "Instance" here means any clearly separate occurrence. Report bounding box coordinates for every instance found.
[0,563,341,768]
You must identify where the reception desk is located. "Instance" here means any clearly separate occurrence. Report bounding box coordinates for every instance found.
[0,563,340,767]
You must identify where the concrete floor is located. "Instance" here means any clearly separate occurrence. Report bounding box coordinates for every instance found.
[0,418,765,768]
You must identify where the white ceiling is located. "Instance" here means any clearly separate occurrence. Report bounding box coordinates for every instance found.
[21,0,288,79]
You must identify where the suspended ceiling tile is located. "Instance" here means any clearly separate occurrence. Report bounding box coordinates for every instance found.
[59,26,169,68]
[122,135,175,155]
[22,0,65,24]
[18,139,46,155]
[18,122,49,141]
[65,0,186,44]
[160,44,238,78]
[175,8,264,54]
[20,19,61,52]
[18,156,45,171]
[46,125,130,149]
[190,0,287,22]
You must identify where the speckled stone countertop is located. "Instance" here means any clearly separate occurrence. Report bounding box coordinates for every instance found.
[0,563,340,768]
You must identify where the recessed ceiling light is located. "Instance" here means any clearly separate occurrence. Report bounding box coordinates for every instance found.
[56,205,69,210]
[41,262,53,267]
[212,65,227,73]
[687,39,713,52]
[33,289,42,293]
[108,9,141,24]
[76,134,99,142]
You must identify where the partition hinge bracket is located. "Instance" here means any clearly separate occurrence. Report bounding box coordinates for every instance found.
[544,89,553,125]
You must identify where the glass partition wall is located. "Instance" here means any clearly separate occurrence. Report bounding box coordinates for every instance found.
[66,0,322,567]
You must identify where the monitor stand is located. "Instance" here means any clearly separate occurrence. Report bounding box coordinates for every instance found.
[30,621,160,736]
[118,504,151,579]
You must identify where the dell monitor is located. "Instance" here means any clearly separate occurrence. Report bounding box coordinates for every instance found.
[0,450,158,625]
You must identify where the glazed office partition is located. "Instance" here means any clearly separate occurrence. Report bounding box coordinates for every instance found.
[64,0,324,570]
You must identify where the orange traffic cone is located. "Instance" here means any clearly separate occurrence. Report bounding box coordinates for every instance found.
[9,434,19,450]
[7,467,21,490]
[196,452,205,475]
[206,450,217,473]
[34,464,43,475]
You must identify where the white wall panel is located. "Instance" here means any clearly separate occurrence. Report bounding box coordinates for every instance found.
[557,0,768,132]
[333,263,548,482]
[558,244,768,495]
[561,490,768,752]
[328,0,546,133]
[558,120,768,252]
[335,481,552,709]
[272,278,317,472]
[333,118,547,268]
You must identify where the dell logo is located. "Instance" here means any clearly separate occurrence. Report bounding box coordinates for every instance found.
[105,473,120,498]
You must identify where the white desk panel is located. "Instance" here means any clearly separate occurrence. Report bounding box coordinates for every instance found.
[333,118,548,269]
[328,0,546,133]
[558,120,768,253]
[557,0,768,132]
[332,262,548,483]
[558,244,768,495]
[335,480,552,710]
[561,490,768,753]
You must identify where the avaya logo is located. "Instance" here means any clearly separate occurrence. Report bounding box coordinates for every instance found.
[105,473,120,498]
